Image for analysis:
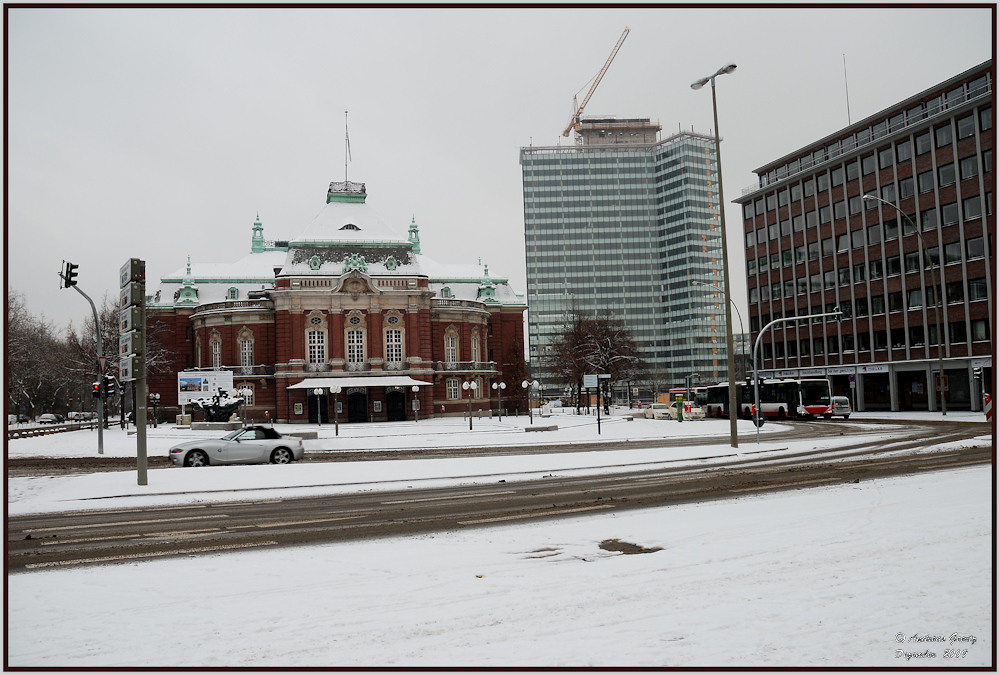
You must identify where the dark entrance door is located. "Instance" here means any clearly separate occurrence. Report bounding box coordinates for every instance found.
[386,391,405,421]
[347,391,368,423]
[308,394,329,424]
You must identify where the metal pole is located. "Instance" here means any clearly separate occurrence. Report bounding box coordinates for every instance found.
[710,78,739,448]
[72,285,103,454]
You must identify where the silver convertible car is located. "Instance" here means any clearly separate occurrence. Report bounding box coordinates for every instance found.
[168,426,305,467]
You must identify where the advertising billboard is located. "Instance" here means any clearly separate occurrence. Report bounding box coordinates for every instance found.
[177,371,235,405]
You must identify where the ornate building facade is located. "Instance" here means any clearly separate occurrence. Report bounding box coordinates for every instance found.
[147,180,526,423]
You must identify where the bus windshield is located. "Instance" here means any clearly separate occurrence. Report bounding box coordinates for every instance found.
[800,381,831,407]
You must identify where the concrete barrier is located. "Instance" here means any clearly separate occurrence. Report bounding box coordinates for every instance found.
[289,431,318,440]
[190,421,242,432]
[525,424,558,432]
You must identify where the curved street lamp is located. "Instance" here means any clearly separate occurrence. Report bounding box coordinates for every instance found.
[864,194,946,415]
[521,380,540,424]
[692,280,747,380]
[411,384,420,423]
[691,62,739,448]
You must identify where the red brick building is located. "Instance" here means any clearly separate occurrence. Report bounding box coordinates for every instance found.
[735,61,993,411]
[147,181,526,423]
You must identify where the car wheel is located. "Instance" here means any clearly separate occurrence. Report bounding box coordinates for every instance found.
[270,447,293,464]
[777,407,786,420]
[185,450,209,467]
[823,413,832,420]
[843,414,850,420]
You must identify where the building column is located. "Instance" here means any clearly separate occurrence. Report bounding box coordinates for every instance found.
[889,365,900,412]
[927,362,937,412]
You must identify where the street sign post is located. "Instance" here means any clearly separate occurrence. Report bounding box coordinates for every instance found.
[119,258,147,486]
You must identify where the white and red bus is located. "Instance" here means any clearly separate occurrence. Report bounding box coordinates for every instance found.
[706,378,833,419]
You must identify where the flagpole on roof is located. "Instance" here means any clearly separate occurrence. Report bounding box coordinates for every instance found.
[345,110,351,183]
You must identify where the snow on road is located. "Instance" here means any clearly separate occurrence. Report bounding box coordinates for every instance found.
[5,411,993,667]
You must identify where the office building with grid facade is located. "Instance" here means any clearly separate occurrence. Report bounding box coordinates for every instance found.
[521,118,728,396]
[736,61,993,411]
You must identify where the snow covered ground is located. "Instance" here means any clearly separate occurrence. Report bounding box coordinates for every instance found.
[5,411,994,667]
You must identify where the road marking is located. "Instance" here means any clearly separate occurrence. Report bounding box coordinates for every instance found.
[730,477,839,493]
[21,514,230,534]
[23,541,279,569]
[40,528,223,546]
[917,459,990,471]
[253,516,365,528]
[382,490,516,505]
[108,505,208,514]
[459,504,613,525]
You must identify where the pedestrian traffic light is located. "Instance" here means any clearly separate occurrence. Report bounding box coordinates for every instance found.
[104,376,117,399]
[62,261,79,288]
[92,382,101,398]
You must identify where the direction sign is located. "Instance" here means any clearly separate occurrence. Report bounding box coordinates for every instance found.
[120,258,145,288]
[584,374,598,388]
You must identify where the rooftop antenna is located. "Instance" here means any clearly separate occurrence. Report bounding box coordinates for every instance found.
[345,110,352,182]
[843,54,852,125]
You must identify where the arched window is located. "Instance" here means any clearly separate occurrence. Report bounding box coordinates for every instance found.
[238,327,254,375]
[470,330,480,363]
[210,330,222,369]
[444,325,459,363]
[384,312,405,367]
[345,311,367,368]
[305,312,327,369]
[194,332,202,368]
[441,287,452,299]
[227,287,239,300]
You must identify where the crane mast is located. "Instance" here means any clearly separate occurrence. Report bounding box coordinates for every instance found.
[562,27,630,138]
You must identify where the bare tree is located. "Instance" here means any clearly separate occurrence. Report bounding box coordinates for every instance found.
[7,289,73,419]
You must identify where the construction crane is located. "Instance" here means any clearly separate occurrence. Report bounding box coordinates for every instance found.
[562,27,631,138]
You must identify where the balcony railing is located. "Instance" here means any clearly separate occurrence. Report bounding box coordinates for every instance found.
[346,362,371,372]
[433,361,497,373]
[189,365,275,376]
[383,361,408,371]
[305,363,331,373]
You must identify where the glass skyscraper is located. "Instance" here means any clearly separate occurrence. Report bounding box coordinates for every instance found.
[521,118,727,395]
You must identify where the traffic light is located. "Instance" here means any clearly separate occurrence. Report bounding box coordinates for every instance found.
[92,382,101,398]
[974,367,983,379]
[104,376,117,399]
[62,261,79,288]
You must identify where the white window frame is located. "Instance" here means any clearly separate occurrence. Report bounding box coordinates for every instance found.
[347,330,365,363]
[445,335,458,363]
[446,378,460,400]
[385,329,402,363]
[308,330,326,364]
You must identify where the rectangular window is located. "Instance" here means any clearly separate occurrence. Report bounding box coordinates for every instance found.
[960,155,979,181]
[803,178,815,197]
[855,297,868,316]
[795,245,805,263]
[784,280,795,298]
[782,249,792,266]
[755,199,765,215]
[347,330,364,363]
[831,166,844,186]
[240,339,253,368]
[780,219,791,237]
[949,321,967,344]
[944,241,962,264]
[886,255,901,276]
[308,330,326,364]
[946,280,964,303]
[962,195,982,220]
[896,140,912,163]
[915,132,931,155]
[749,287,759,304]
[211,340,221,369]
[445,335,458,362]
[813,337,825,356]
[747,258,757,274]
[808,242,820,260]
[917,170,934,193]
[968,277,987,300]
[822,238,834,256]
[817,173,829,192]
[858,331,871,351]
[810,273,821,293]
[972,319,990,342]
[865,190,878,209]
[806,210,818,228]
[851,229,865,249]
[756,228,766,245]
[873,329,888,350]
[904,251,921,273]
[941,202,959,225]
[743,203,754,220]
[791,184,802,201]
[799,339,810,356]
[884,219,899,240]
[957,114,976,139]
[745,232,755,248]
[838,268,851,285]
[907,288,923,309]
[766,194,777,211]
[936,124,953,148]
[834,200,846,220]
[871,295,885,315]
[792,214,804,232]
[770,252,780,269]
[938,162,955,186]
[837,234,849,252]
[849,195,863,215]
[447,378,460,400]
[920,208,938,231]
[824,270,836,289]
[888,292,904,313]
[881,184,896,203]
[867,223,882,245]
[853,263,866,283]
[879,147,894,170]
[909,325,924,347]
[870,259,883,279]
[827,335,839,355]
[981,107,992,131]
[966,236,985,259]
[899,177,914,200]
[862,154,876,175]
[820,205,832,224]
[846,161,859,181]
[385,329,403,363]
[797,277,807,295]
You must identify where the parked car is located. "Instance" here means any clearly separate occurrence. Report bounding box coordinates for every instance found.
[644,403,671,419]
[168,426,305,467]
[830,396,852,419]
[38,414,60,424]
[663,404,707,421]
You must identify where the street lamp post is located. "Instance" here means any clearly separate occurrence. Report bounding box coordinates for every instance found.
[491,381,506,421]
[864,194,947,415]
[313,388,324,427]
[692,280,747,380]
[411,385,420,423]
[462,380,478,430]
[521,380,539,424]
[331,385,341,436]
[148,392,160,428]
[692,62,739,448]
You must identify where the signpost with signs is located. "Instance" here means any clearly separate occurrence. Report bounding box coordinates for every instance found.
[119,258,148,486]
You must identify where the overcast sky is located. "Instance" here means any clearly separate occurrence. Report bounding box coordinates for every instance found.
[6,6,992,336]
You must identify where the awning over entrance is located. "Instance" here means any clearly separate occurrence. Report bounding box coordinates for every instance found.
[286,376,433,390]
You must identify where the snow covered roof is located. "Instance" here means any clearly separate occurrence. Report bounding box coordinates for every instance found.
[290,200,408,246]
